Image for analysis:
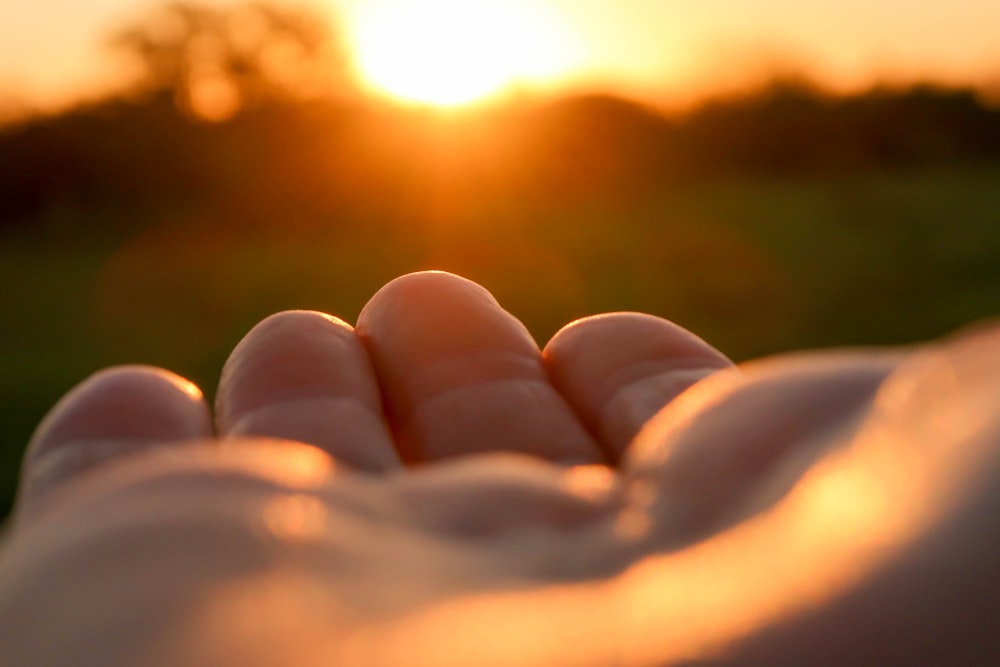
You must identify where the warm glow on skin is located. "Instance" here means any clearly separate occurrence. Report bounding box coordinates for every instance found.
[349,0,583,107]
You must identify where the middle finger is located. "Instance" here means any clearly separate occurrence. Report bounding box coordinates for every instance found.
[356,272,604,465]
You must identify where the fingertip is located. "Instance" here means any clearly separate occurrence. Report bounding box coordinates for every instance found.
[20,365,212,512]
[28,365,210,462]
[356,271,602,464]
[355,270,542,421]
[216,310,400,472]
[545,312,731,377]
[357,271,502,328]
[355,271,532,368]
[544,313,732,458]
[216,310,360,429]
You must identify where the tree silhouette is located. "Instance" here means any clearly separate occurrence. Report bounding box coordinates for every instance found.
[110,1,343,120]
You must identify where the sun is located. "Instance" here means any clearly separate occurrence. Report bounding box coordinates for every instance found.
[348,0,582,107]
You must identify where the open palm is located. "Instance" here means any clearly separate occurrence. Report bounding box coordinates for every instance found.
[2,271,998,666]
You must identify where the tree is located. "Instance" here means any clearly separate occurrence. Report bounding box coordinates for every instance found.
[110,1,345,120]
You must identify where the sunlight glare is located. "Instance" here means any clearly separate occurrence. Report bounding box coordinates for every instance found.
[263,494,330,542]
[350,0,582,107]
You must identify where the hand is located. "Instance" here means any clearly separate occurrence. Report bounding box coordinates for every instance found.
[1,271,998,666]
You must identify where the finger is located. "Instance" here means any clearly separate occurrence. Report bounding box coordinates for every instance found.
[544,313,733,461]
[356,271,603,464]
[216,311,400,472]
[19,365,212,514]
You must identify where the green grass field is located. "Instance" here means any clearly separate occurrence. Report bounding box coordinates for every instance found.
[3,164,1000,516]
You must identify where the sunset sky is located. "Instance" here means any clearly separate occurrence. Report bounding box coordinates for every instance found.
[2,0,999,111]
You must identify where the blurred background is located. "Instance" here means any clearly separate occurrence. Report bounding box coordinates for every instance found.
[2,0,1000,516]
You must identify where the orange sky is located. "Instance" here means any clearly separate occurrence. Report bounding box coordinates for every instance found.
[2,0,999,112]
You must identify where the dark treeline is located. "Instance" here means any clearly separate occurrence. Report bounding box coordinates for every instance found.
[2,0,1000,239]
[2,78,1000,240]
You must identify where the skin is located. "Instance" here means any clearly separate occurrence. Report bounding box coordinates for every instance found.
[1,270,998,666]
